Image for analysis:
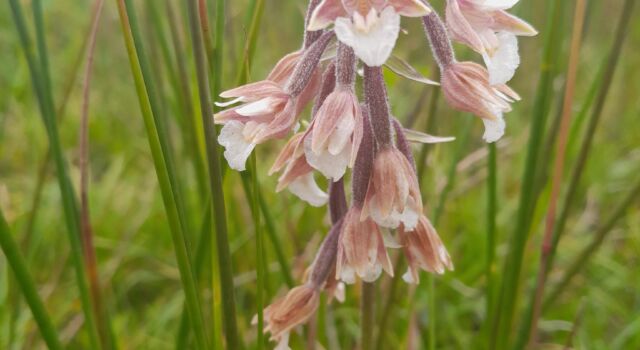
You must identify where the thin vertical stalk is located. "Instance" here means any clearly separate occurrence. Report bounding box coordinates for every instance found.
[252,153,265,350]
[0,210,63,350]
[165,0,209,199]
[424,118,473,350]
[523,0,587,346]
[79,1,115,349]
[545,0,635,287]
[115,2,209,349]
[485,141,497,346]
[176,203,213,349]
[544,177,640,310]
[185,1,241,350]
[492,2,563,348]
[361,282,375,350]
[9,1,102,347]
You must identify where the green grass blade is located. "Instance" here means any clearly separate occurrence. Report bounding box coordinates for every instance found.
[185,0,241,349]
[484,142,497,348]
[0,210,63,350]
[114,1,209,349]
[9,0,102,347]
[491,2,564,348]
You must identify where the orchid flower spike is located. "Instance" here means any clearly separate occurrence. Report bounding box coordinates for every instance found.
[215,31,334,171]
[445,0,537,84]
[308,0,431,66]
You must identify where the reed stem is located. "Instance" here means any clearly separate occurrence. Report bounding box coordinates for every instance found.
[492,2,563,348]
[115,1,208,348]
[185,0,241,348]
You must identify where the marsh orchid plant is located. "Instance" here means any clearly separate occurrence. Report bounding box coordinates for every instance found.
[215,0,535,347]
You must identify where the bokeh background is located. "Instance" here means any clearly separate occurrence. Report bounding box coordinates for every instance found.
[1,0,639,349]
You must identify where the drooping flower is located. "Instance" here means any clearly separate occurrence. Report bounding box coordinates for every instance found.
[214,32,334,171]
[362,146,423,229]
[336,206,393,283]
[260,284,320,350]
[305,43,363,180]
[445,0,537,84]
[441,61,520,142]
[308,0,430,66]
[400,215,454,284]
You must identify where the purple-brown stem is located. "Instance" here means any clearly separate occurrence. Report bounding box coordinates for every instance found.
[351,106,375,207]
[312,63,336,116]
[392,118,416,170]
[309,221,343,288]
[286,30,335,97]
[364,65,393,147]
[336,43,356,87]
[422,11,455,70]
[329,178,348,225]
[304,0,323,48]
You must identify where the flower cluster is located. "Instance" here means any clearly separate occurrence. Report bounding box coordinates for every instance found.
[215,0,535,348]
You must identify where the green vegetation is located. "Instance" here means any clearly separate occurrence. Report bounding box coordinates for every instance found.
[1,1,639,349]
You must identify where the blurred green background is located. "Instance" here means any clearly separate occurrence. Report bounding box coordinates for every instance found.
[1,0,639,349]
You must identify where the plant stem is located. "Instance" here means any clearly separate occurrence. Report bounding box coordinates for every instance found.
[252,153,265,350]
[79,1,116,348]
[523,0,587,346]
[361,282,375,350]
[485,141,497,347]
[115,1,209,349]
[0,210,63,350]
[492,2,563,348]
[185,0,241,349]
[9,0,102,347]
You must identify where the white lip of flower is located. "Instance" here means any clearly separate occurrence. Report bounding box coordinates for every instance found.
[483,32,520,85]
[305,139,351,180]
[218,121,257,171]
[369,199,420,230]
[287,173,328,207]
[334,7,401,67]
[482,113,506,143]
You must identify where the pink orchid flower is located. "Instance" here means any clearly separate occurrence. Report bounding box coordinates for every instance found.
[446,0,537,84]
[308,0,430,66]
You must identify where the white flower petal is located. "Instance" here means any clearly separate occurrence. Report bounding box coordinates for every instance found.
[218,121,256,171]
[335,8,401,67]
[235,96,280,116]
[484,32,520,85]
[402,269,417,284]
[288,173,328,207]
[304,137,350,180]
[361,264,383,282]
[214,96,245,107]
[274,332,291,350]
[327,112,355,155]
[340,266,357,284]
[476,0,520,10]
[482,114,506,143]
